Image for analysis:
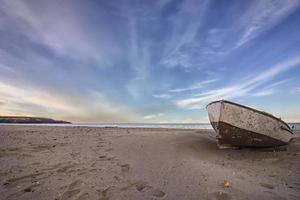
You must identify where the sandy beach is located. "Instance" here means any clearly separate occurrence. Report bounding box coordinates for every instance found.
[0,125,299,200]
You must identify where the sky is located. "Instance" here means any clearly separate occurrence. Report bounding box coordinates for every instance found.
[0,0,300,123]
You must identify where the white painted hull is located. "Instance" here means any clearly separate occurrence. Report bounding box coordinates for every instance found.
[206,100,293,147]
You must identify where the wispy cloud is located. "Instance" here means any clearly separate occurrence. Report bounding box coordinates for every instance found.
[0,81,81,117]
[161,0,300,70]
[252,89,276,97]
[0,81,138,122]
[176,56,300,109]
[152,94,173,99]
[168,79,218,93]
[203,0,300,54]
[161,0,211,69]
[124,6,152,99]
[164,0,208,56]
[251,79,291,96]
[0,0,120,66]
[152,78,217,99]
[263,79,291,89]
[0,63,15,74]
[144,113,164,120]
[235,0,300,48]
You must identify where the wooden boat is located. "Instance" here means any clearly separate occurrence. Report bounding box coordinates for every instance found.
[206,100,293,148]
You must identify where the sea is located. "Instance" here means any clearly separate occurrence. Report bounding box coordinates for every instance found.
[1,123,300,131]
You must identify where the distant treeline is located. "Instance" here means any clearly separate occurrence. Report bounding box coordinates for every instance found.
[0,116,71,124]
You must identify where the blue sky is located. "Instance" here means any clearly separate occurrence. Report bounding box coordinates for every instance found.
[0,0,300,123]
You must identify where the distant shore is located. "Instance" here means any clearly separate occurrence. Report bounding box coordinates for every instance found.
[0,116,71,124]
[0,125,299,199]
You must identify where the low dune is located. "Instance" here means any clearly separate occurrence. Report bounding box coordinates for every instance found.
[0,126,299,200]
[0,116,71,124]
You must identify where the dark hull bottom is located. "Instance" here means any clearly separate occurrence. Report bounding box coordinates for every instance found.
[211,122,287,148]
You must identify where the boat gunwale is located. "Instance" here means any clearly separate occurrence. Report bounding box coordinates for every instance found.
[206,100,292,132]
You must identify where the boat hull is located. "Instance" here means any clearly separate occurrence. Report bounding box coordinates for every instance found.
[207,100,293,148]
[211,122,287,148]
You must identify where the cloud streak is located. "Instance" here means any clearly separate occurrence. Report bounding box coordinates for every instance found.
[0,0,120,66]
[161,0,300,70]
[143,113,164,120]
[176,56,300,109]
[0,81,80,117]
[168,79,218,93]
[235,0,300,48]
[0,81,138,122]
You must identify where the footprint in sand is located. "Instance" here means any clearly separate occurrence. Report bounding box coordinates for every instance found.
[99,186,117,200]
[213,191,232,200]
[60,180,88,200]
[105,148,113,152]
[134,181,166,199]
[56,164,78,173]
[120,164,130,173]
[150,188,166,198]
[135,181,150,192]
[6,172,44,185]
[259,182,275,189]
[98,155,115,161]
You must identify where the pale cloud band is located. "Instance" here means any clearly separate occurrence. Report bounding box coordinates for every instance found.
[176,56,300,109]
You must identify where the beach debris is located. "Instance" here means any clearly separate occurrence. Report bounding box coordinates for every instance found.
[32,180,40,185]
[24,187,33,192]
[3,181,9,186]
[224,180,230,188]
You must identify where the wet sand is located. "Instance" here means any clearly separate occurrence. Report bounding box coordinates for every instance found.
[0,125,299,200]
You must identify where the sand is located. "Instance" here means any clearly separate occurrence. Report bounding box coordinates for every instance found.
[0,125,299,200]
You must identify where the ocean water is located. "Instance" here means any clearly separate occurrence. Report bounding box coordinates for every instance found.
[1,123,300,131]
[73,123,213,129]
[289,123,300,131]
[0,123,213,129]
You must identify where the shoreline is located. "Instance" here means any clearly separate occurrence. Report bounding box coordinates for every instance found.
[0,126,299,199]
[0,123,214,131]
[1,123,300,132]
